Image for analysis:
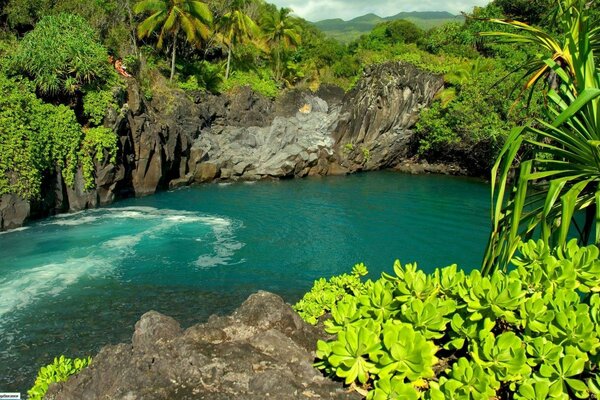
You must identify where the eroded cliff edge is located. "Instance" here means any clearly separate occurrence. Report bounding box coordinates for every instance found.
[0,61,444,231]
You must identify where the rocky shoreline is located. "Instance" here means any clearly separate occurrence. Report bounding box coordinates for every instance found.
[0,61,447,231]
[45,292,361,400]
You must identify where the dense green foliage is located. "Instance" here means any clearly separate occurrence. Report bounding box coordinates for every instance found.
[27,355,92,400]
[0,4,125,200]
[483,0,600,272]
[1,0,547,174]
[0,75,82,198]
[83,85,122,126]
[11,13,112,95]
[295,240,600,399]
[134,0,213,81]
[0,73,120,198]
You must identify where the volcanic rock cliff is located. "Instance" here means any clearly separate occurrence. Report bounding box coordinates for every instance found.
[0,61,443,231]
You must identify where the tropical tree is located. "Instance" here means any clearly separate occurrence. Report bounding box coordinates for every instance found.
[11,13,112,95]
[218,0,261,80]
[134,0,213,81]
[482,0,600,274]
[261,7,301,81]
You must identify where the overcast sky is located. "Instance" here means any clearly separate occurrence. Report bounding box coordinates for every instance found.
[267,0,492,21]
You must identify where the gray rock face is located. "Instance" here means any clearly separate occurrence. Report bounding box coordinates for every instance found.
[333,62,444,172]
[192,92,340,181]
[0,194,30,230]
[45,292,359,400]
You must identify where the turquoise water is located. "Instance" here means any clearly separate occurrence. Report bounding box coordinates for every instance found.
[0,171,490,392]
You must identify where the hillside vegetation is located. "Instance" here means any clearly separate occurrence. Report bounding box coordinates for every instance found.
[314,11,464,43]
[0,0,549,193]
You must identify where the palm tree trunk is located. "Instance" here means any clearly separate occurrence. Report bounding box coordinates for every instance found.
[170,38,177,82]
[275,48,281,81]
[225,48,232,80]
[123,0,139,57]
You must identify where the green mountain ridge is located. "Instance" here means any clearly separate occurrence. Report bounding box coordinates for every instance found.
[313,11,464,43]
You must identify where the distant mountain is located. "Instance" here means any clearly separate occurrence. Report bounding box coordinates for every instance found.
[313,11,464,44]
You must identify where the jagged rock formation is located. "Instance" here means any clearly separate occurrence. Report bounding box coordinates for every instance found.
[45,292,359,400]
[333,62,444,172]
[0,62,443,231]
[192,90,343,181]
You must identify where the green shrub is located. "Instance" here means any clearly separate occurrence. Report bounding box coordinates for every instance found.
[0,73,119,199]
[80,126,118,190]
[296,240,600,399]
[11,13,112,95]
[178,61,224,94]
[219,69,279,99]
[27,355,91,400]
[0,75,81,198]
[83,87,120,126]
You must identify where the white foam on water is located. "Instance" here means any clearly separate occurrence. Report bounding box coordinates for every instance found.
[103,235,143,252]
[195,254,231,268]
[0,227,29,235]
[194,217,245,269]
[0,205,246,321]
[0,256,113,322]
[47,215,100,226]
[54,210,85,218]
[163,215,204,223]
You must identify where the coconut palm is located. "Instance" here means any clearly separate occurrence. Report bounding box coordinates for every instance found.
[219,0,261,80]
[261,7,301,81]
[134,0,213,81]
[482,0,600,274]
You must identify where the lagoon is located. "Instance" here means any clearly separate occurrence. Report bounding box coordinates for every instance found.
[0,171,489,391]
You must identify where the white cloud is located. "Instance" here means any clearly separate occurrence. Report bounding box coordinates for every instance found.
[268,0,492,21]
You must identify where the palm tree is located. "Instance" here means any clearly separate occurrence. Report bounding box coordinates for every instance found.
[134,0,213,81]
[261,7,301,81]
[219,0,261,80]
[482,0,600,274]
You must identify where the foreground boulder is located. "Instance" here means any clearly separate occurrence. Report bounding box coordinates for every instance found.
[45,292,359,400]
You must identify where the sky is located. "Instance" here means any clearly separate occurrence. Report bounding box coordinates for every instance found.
[267,0,492,22]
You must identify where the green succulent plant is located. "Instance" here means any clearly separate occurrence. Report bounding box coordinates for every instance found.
[28,355,92,400]
[383,261,437,303]
[298,241,600,399]
[376,321,437,381]
[368,376,420,400]
[293,263,369,325]
[438,357,499,400]
[515,378,554,400]
[400,297,456,340]
[325,296,364,334]
[525,337,562,367]
[460,270,526,324]
[518,293,555,334]
[317,322,381,385]
[537,354,588,398]
[359,280,398,322]
[471,331,530,382]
